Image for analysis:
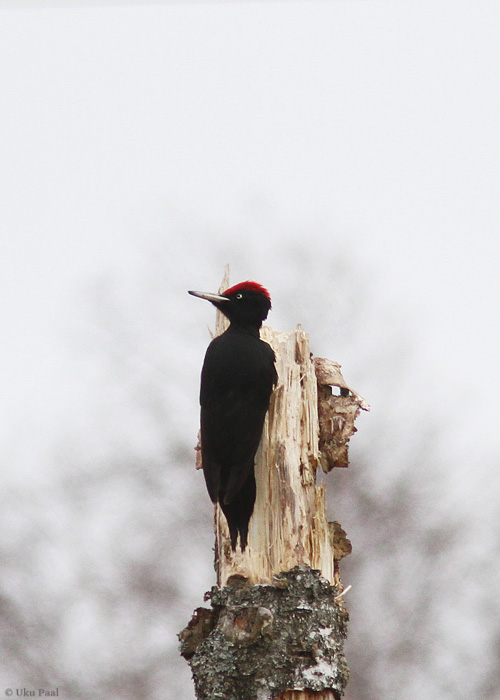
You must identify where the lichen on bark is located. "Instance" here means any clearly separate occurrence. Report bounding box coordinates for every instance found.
[180,566,349,700]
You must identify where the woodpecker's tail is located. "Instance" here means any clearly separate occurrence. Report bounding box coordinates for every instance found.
[219,471,256,551]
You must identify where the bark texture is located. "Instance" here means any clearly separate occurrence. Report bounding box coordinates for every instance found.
[180,566,349,700]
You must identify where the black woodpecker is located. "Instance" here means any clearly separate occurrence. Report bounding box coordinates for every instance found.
[188,281,277,551]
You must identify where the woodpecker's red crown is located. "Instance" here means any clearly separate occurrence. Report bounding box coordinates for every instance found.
[223,281,271,302]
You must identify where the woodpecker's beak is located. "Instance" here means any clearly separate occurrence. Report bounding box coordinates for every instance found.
[188,290,230,303]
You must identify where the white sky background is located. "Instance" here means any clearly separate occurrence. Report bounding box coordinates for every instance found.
[1,0,499,505]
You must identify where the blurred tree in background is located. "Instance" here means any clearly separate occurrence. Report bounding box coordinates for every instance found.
[0,227,498,700]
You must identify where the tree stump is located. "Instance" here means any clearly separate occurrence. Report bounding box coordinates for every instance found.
[180,270,368,700]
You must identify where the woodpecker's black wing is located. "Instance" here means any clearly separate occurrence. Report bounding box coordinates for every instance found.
[199,328,277,543]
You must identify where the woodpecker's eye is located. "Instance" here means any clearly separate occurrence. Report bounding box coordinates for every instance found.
[236,293,243,300]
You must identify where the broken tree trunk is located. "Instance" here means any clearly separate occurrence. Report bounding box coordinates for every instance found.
[180,269,368,700]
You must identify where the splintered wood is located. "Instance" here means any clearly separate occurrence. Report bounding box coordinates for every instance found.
[214,324,367,587]
[314,357,369,472]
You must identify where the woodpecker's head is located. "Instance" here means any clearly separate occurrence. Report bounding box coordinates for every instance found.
[188,281,272,328]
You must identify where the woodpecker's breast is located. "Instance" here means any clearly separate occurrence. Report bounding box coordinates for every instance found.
[200,330,276,408]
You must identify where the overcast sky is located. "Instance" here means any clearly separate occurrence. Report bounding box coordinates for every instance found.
[1,1,499,495]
